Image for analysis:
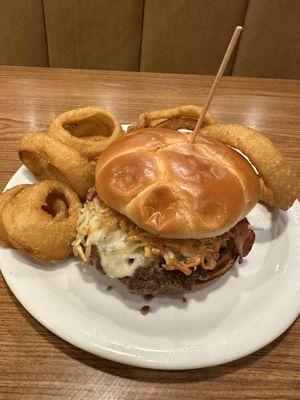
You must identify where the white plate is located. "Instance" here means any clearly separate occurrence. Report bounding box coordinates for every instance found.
[1,166,300,370]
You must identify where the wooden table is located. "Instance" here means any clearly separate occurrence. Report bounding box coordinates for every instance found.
[0,66,299,399]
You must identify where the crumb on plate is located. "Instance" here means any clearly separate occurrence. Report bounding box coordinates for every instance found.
[140,305,150,315]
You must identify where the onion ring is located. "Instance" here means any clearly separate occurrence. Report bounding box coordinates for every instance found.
[19,134,95,200]
[0,185,69,247]
[41,191,69,220]
[0,185,29,247]
[198,124,300,210]
[48,107,123,160]
[259,178,277,208]
[128,105,216,133]
[2,180,81,261]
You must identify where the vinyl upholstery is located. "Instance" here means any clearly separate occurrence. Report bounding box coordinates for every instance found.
[0,0,298,78]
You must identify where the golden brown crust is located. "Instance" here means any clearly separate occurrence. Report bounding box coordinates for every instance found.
[2,181,81,261]
[128,105,216,133]
[198,124,300,210]
[127,184,191,238]
[98,128,188,169]
[48,107,123,160]
[96,128,260,239]
[0,185,29,247]
[98,151,160,212]
[19,133,94,200]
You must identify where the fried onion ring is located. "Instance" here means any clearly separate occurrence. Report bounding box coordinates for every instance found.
[2,180,81,261]
[19,134,94,200]
[48,107,123,160]
[0,185,29,247]
[41,191,69,220]
[128,105,216,133]
[198,124,300,210]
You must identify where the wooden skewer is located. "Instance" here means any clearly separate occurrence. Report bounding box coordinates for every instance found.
[190,25,243,143]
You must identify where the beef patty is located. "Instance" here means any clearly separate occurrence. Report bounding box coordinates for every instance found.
[89,218,255,296]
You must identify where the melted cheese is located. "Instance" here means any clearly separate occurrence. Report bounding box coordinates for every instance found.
[95,228,151,278]
[73,203,152,278]
[73,197,225,277]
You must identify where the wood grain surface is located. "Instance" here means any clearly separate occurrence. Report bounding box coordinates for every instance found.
[0,66,299,399]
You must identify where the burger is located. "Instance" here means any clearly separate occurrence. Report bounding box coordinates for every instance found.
[73,128,260,296]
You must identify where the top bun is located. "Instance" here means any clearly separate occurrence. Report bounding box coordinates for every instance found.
[95,128,260,239]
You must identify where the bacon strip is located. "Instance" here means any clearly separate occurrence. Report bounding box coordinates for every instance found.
[232,218,255,258]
